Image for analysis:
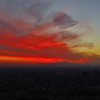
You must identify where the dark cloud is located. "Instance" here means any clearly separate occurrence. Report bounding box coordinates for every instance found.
[53,12,78,29]
[70,39,94,49]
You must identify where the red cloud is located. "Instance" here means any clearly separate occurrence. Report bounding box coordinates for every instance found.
[0,0,92,65]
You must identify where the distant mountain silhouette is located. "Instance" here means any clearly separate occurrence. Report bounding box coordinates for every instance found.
[1,61,93,68]
[32,61,85,68]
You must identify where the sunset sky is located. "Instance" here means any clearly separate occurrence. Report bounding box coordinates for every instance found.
[0,0,100,66]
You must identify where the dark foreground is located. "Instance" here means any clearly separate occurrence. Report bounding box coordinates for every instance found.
[0,66,100,100]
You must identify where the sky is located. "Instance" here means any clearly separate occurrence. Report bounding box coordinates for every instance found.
[0,0,100,66]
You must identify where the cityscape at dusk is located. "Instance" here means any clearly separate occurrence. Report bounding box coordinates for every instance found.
[0,0,100,100]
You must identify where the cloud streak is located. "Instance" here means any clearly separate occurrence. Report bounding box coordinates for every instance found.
[0,0,93,65]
